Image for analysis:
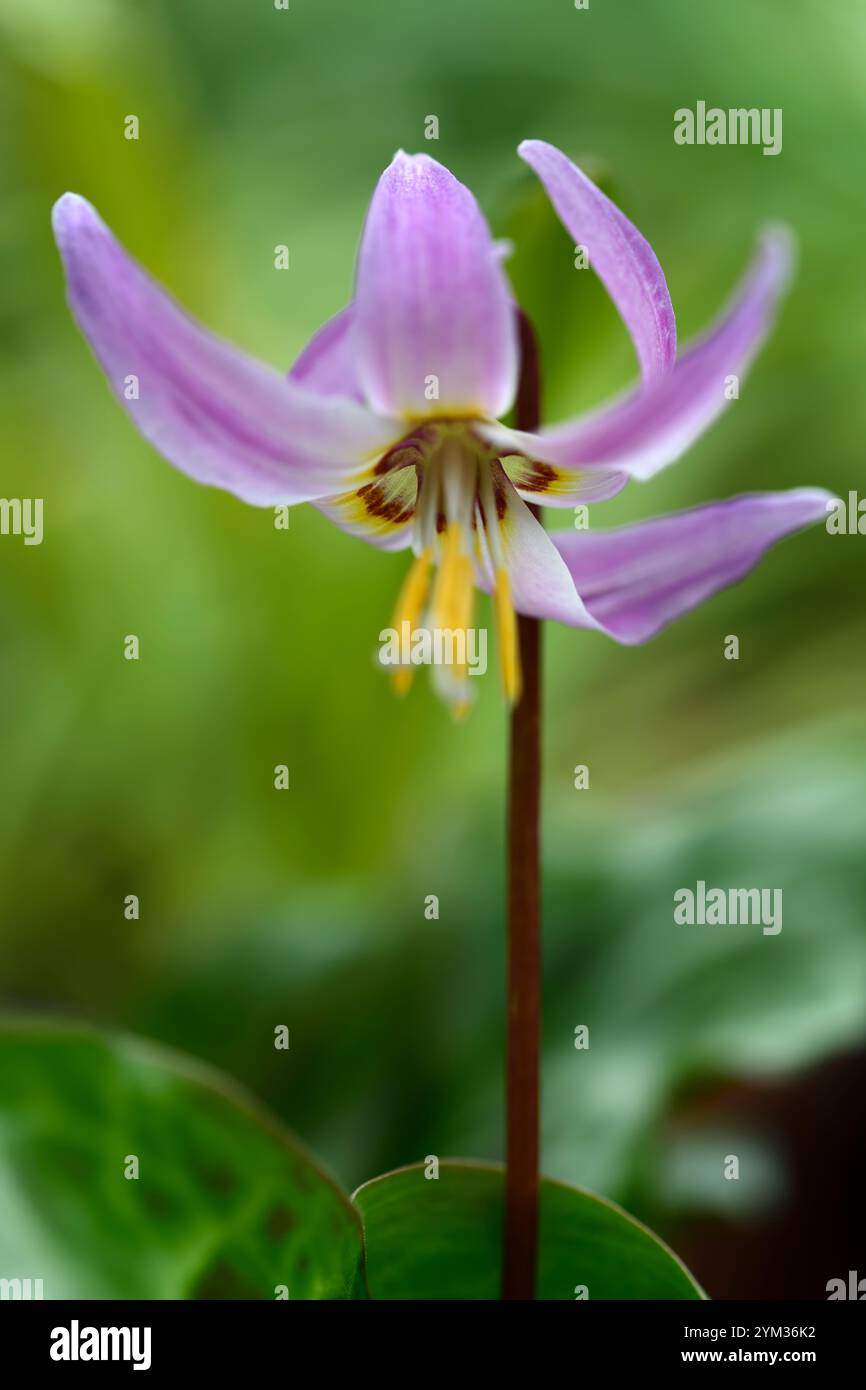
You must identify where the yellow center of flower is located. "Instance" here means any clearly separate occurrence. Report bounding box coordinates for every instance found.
[387,428,521,712]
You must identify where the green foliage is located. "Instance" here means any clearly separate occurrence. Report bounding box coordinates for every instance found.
[0,1020,364,1299]
[354,1162,704,1300]
[0,1022,704,1299]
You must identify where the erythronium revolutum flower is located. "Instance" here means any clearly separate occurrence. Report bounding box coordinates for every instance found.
[53,139,830,715]
[53,141,829,1302]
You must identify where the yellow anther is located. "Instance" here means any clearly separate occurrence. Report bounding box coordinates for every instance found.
[432,524,473,633]
[390,547,432,695]
[432,523,475,690]
[494,568,522,705]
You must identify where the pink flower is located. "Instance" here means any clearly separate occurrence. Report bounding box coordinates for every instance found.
[53,141,829,708]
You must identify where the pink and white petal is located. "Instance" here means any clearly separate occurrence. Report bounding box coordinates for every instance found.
[314,464,418,552]
[287,306,364,402]
[498,452,629,507]
[53,195,399,505]
[550,488,832,643]
[519,139,676,381]
[475,471,601,630]
[354,152,518,419]
[481,227,793,491]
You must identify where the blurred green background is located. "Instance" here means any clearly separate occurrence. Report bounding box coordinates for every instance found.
[1,0,864,1298]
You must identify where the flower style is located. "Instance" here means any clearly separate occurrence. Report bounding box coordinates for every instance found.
[53,140,830,709]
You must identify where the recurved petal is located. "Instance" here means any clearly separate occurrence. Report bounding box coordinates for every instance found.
[287,306,365,402]
[53,194,399,505]
[354,152,518,419]
[498,452,629,507]
[548,488,832,642]
[480,227,794,493]
[519,139,676,381]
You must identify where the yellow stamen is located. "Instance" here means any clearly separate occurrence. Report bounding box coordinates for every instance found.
[432,522,475,694]
[494,568,522,705]
[390,547,432,695]
[432,524,474,632]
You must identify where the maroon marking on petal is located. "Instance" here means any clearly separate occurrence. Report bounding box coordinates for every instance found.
[356,481,416,527]
[515,460,560,493]
[489,463,509,519]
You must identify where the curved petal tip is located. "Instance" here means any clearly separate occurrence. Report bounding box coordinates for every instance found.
[755,221,797,291]
[52,191,96,238]
[50,193,398,506]
[517,137,676,381]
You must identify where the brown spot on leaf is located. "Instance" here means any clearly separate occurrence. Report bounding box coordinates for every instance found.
[202,1167,237,1196]
[265,1203,296,1242]
[192,1259,263,1301]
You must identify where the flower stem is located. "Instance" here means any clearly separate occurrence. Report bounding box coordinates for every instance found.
[502,311,542,1300]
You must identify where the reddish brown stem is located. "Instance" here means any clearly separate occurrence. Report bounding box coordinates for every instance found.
[502,311,542,1300]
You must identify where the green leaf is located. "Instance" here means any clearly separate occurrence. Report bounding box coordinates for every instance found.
[0,1018,364,1299]
[353,1161,705,1300]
